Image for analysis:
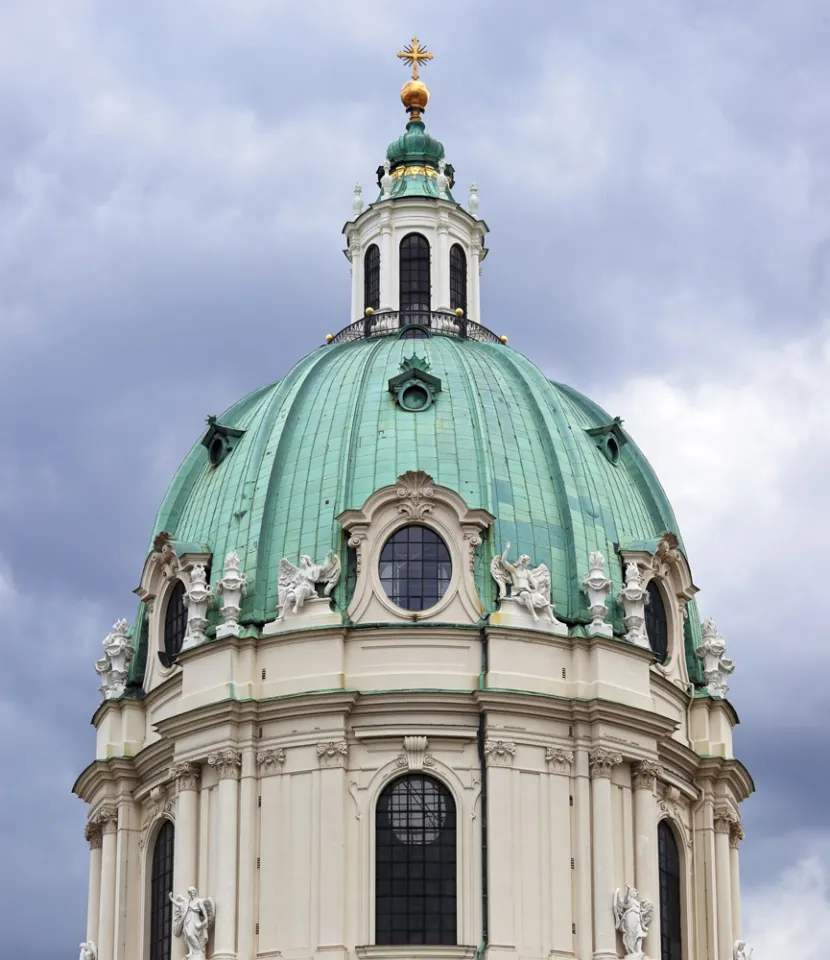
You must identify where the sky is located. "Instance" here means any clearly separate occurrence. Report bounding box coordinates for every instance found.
[0,0,828,955]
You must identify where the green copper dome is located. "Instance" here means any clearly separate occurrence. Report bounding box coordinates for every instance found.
[135,333,705,683]
[377,119,456,201]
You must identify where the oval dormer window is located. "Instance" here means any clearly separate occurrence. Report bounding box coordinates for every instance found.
[160,580,187,667]
[379,525,451,612]
[645,580,668,662]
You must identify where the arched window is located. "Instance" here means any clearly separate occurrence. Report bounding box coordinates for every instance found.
[150,820,175,960]
[645,580,668,662]
[160,580,188,668]
[375,774,457,945]
[658,821,682,960]
[379,525,452,611]
[449,244,467,314]
[400,233,431,325]
[364,243,380,312]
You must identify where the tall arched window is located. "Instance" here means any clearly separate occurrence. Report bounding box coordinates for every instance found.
[645,580,668,662]
[658,821,682,960]
[150,820,175,960]
[399,233,431,325]
[364,243,380,313]
[160,580,188,668]
[449,244,467,314]
[375,774,457,945]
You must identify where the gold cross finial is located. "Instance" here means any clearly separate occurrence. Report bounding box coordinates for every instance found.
[397,37,434,81]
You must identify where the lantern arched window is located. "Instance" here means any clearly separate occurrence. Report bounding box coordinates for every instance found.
[399,233,431,324]
[449,244,467,314]
[364,243,380,312]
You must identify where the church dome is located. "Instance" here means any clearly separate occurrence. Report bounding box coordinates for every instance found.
[139,330,704,680]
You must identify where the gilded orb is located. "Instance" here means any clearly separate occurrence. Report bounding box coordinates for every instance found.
[500,335,508,344]
[401,79,429,114]
[455,307,464,317]
[326,334,334,343]
[365,307,374,316]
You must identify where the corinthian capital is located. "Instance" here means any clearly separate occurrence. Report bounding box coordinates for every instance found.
[589,748,623,779]
[730,820,745,848]
[632,759,663,791]
[85,820,102,849]
[169,760,201,792]
[208,749,242,779]
[95,806,118,834]
[714,806,739,834]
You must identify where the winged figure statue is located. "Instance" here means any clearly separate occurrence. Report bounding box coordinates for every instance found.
[734,941,754,960]
[79,943,97,960]
[170,887,215,960]
[613,885,655,958]
[490,541,558,624]
[276,551,341,621]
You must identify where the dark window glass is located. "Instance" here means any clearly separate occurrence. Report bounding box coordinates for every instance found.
[379,525,451,612]
[658,821,682,960]
[400,326,429,339]
[160,580,188,667]
[449,244,467,314]
[645,580,668,662]
[376,775,457,945]
[364,243,380,312]
[150,821,175,960]
[400,233,431,325]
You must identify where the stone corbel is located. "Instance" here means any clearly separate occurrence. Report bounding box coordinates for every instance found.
[396,736,435,771]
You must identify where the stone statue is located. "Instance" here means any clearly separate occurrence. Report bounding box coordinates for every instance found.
[352,183,363,216]
[696,618,735,698]
[581,551,612,636]
[613,885,655,959]
[381,159,393,199]
[170,887,215,960]
[734,941,754,960]
[469,182,480,216]
[618,561,650,647]
[215,551,248,638]
[491,541,561,625]
[79,942,97,960]
[94,619,133,699]
[182,564,213,650]
[437,159,448,199]
[276,552,342,621]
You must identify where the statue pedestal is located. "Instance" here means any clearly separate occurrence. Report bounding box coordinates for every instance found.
[490,597,568,636]
[261,597,342,636]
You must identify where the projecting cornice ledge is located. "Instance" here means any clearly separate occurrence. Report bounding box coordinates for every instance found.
[357,947,478,960]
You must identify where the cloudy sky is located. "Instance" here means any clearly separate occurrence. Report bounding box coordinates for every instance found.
[1,0,828,955]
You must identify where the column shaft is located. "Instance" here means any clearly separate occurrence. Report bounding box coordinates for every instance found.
[436,220,450,310]
[350,245,361,322]
[589,750,622,960]
[237,749,258,960]
[730,825,743,941]
[380,217,393,309]
[98,810,118,960]
[210,750,241,959]
[632,762,662,958]
[171,763,201,960]
[714,813,734,960]
[573,749,593,960]
[469,243,481,324]
[86,827,103,946]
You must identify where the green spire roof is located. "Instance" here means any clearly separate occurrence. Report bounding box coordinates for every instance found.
[376,119,456,201]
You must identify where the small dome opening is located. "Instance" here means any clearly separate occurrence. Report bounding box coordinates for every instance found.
[379,525,451,611]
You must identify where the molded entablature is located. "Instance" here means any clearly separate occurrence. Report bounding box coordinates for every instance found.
[337,471,493,626]
[619,532,698,691]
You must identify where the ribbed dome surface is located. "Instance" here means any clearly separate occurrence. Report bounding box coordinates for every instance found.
[150,335,698,646]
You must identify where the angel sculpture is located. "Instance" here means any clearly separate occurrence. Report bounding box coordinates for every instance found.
[613,885,655,959]
[170,887,215,960]
[734,941,754,960]
[276,551,341,621]
[491,541,558,623]
[79,942,97,960]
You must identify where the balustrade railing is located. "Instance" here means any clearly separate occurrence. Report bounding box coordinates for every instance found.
[328,310,502,345]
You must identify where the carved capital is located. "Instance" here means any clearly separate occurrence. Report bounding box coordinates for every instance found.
[545,746,574,774]
[589,748,623,779]
[96,806,118,835]
[397,736,435,772]
[632,759,663,791]
[208,749,242,780]
[169,760,201,792]
[714,807,738,834]
[729,821,745,848]
[256,748,287,774]
[316,740,348,769]
[85,820,102,849]
[484,739,516,767]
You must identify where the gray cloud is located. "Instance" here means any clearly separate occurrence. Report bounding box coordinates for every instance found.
[1,1,828,954]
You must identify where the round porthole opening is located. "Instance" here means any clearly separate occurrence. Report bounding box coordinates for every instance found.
[399,383,430,411]
[209,435,226,466]
[379,525,452,611]
[605,436,620,464]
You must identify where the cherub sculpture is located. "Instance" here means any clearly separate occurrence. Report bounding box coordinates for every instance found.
[613,885,655,959]
[734,941,754,960]
[276,552,341,621]
[170,886,215,960]
[491,541,558,624]
[79,942,97,960]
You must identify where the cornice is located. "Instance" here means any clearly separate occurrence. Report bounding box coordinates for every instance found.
[695,756,755,801]
[72,756,140,803]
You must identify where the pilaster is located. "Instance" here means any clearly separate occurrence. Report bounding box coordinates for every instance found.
[632,760,662,959]
[589,749,622,960]
[170,761,201,960]
[97,806,119,960]
[209,749,242,960]
[85,820,103,948]
[714,807,737,960]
